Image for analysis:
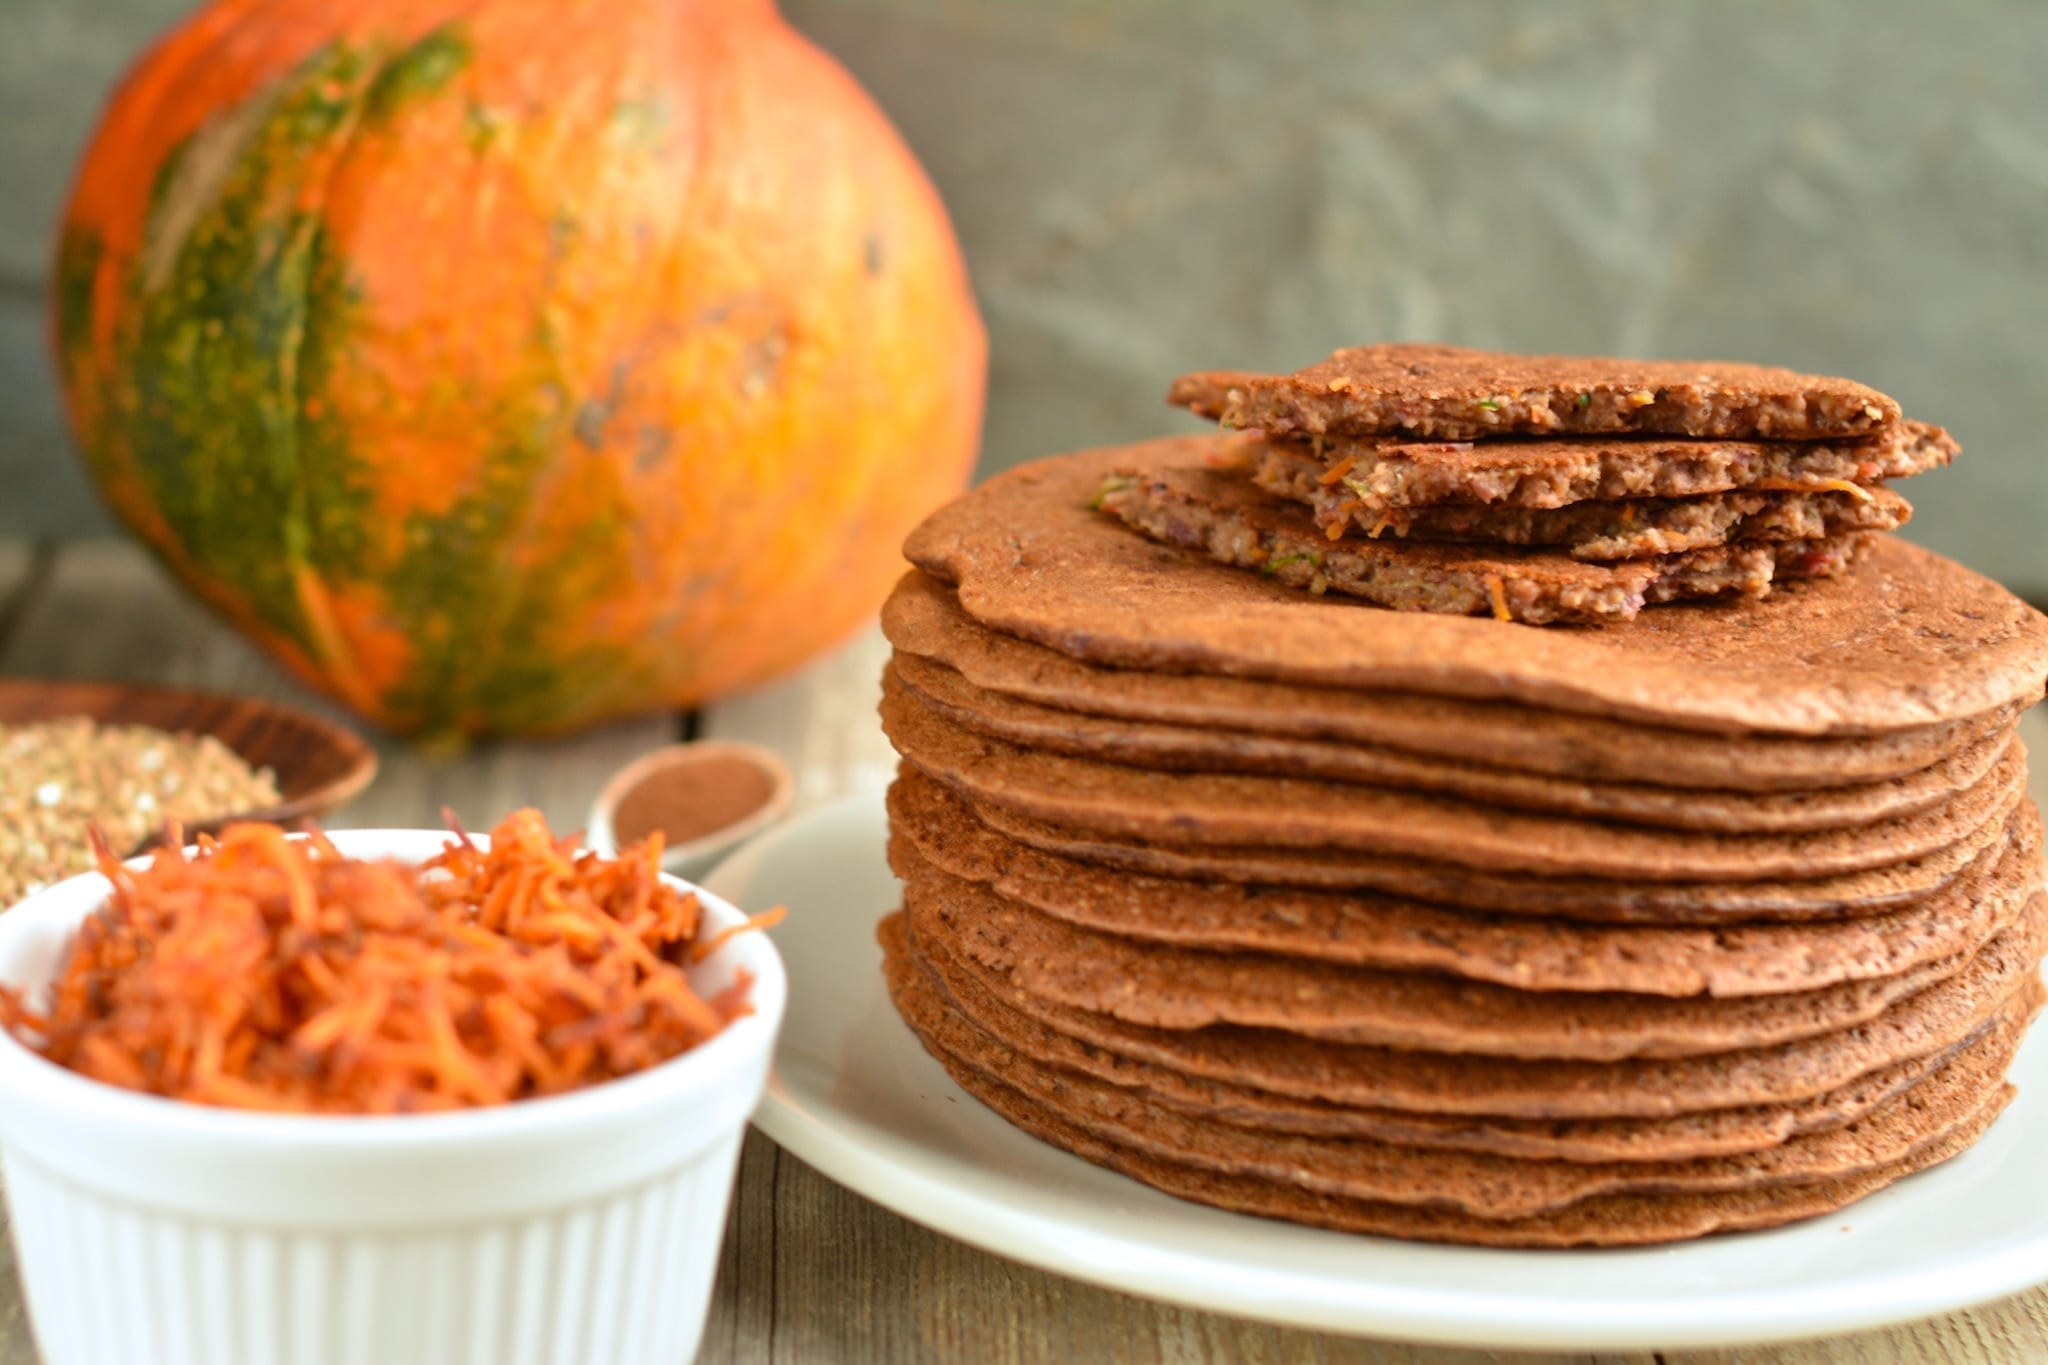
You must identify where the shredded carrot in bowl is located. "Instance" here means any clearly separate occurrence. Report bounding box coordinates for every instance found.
[0,809,784,1115]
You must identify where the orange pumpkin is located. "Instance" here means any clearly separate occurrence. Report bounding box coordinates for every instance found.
[52,0,985,737]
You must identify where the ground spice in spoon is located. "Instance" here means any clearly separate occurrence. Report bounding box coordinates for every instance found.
[611,753,778,849]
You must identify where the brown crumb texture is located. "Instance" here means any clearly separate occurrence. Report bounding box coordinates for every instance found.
[1099,460,1867,624]
[1246,422,1956,511]
[1173,343,1903,441]
[1252,446,1913,561]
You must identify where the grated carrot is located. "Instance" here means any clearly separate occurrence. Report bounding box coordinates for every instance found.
[0,808,781,1115]
[1484,573,1513,622]
[1751,477,1875,503]
[1325,499,1369,542]
[1316,455,1358,485]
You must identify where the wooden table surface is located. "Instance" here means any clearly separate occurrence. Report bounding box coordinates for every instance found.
[1,538,2044,1364]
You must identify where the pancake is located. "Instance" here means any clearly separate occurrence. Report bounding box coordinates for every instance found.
[906,897,2046,1120]
[882,687,2027,882]
[884,911,2030,1163]
[888,779,2041,997]
[910,765,2021,923]
[888,653,2011,834]
[1168,344,1901,441]
[1251,444,1913,557]
[882,573,2020,793]
[923,1035,2009,1247]
[899,861,2044,1060]
[1232,421,1954,511]
[1099,459,1860,624]
[889,935,2017,1219]
[901,440,2048,734]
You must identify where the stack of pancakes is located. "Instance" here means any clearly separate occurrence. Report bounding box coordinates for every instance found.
[876,349,2048,1247]
[1103,344,1959,624]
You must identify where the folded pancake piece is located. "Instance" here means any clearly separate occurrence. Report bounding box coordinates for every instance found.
[1233,422,1954,511]
[881,573,2023,792]
[882,688,2026,882]
[920,1031,2010,1247]
[1251,444,1913,559]
[902,440,2048,733]
[900,863,2044,1059]
[1099,460,1860,624]
[1169,343,1900,441]
[888,780,2041,997]
[888,653,2011,834]
[888,931,2018,1219]
[907,894,2045,1120]
[884,911,2032,1163]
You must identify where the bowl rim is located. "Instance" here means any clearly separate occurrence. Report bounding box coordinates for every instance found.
[0,827,787,1149]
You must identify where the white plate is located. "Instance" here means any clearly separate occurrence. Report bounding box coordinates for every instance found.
[707,792,2048,1351]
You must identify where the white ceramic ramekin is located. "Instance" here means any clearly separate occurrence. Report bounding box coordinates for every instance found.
[0,829,787,1365]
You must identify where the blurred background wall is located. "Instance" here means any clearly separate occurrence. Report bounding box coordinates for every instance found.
[6,0,2045,596]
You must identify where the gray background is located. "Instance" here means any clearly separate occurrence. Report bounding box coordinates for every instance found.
[6,0,2046,596]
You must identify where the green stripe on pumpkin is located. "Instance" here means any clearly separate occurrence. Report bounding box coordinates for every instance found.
[109,39,383,650]
[76,22,663,736]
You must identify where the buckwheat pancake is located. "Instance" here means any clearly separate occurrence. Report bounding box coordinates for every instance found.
[882,689,2027,882]
[901,440,2048,733]
[888,908,2039,1162]
[890,942,2016,1219]
[888,653,2010,835]
[1230,422,1955,511]
[906,898,2046,1120]
[921,1030,2010,1247]
[952,779,2019,923]
[1169,344,1901,441]
[883,912,2031,1163]
[1101,460,1858,624]
[900,864,2044,1060]
[888,782,2041,997]
[882,573,2022,792]
[1251,445,1914,558]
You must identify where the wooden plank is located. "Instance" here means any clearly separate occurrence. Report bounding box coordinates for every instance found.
[0,542,31,594]
[0,541,45,657]
[729,1139,1645,1365]
[1662,1283,2048,1362]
